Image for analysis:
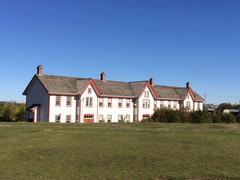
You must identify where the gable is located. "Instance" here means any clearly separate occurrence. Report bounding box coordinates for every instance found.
[23,75,48,95]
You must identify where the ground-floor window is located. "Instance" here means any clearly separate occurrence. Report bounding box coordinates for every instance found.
[142,114,150,121]
[55,114,61,123]
[118,115,124,122]
[99,115,104,122]
[126,115,130,122]
[66,115,71,123]
[107,115,112,123]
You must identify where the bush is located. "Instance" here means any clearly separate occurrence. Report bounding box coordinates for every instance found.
[151,108,180,123]
[221,114,236,123]
[190,111,213,123]
[151,108,238,124]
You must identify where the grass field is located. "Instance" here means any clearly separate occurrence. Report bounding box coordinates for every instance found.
[0,123,239,179]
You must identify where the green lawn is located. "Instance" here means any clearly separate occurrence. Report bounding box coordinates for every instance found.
[0,123,239,180]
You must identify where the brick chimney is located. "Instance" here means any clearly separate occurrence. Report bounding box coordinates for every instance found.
[149,78,154,86]
[37,65,43,76]
[186,82,190,89]
[100,72,106,82]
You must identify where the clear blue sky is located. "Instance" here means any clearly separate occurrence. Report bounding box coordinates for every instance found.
[0,0,240,104]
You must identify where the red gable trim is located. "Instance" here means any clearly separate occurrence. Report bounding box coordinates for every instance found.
[79,79,101,96]
[185,88,196,102]
[139,82,158,99]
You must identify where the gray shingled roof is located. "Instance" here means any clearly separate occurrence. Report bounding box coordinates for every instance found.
[25,74,204,101]
[37,75,90,94]
[94,80,135,97]
[153,85,181,100]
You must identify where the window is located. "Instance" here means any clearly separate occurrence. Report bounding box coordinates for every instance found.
[160,101,164,108]
[187,101,191,109]
[144,91,149,98]
[108,98,112,108]
[99,115,104,122]
[107,115,112,123]
[118,99,123,108]
[55,114,61,122]
[66,115,71,123]
[197,102,201,110]
[142,114,150,121]
[126,115,130,122]
[99,98,104,107]
[66,96,72,106]
[168,101,171,109]
[118,115,124,122]
[173,101,178,109]
[143,100,150,108]
[88,88,92,94]
[56,96,61,106]
[86,97,93,107]
[126,99,131,108]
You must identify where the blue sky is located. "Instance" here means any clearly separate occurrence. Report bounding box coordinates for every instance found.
[0,0,240,104]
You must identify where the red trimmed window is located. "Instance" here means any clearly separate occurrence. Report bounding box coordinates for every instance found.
[99,98,104,107]
[88,88,92,94]
[144,91,149,98]
[108,98,112,108]
[56,96,61,106]
[66,96,72,107]
[143,100,150,108]
[126,99,131,108]
[118,99,123,108]
[86,97,93,107]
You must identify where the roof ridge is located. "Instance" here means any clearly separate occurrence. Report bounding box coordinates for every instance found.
[155,84,186,89]
[42,74,90,80]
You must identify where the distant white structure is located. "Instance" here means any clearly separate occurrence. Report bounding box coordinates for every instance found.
[23,66,204,123]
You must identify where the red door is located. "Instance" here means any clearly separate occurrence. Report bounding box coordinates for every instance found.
[84,114,94,123]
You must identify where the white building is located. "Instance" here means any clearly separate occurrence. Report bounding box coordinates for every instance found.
[23,66,204,123]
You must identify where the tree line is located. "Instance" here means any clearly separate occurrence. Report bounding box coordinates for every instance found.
[0,103,25,122]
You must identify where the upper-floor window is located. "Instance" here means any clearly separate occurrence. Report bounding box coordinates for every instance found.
[168,101,171,109]
[56,96,61,106]
[86,97,93,107]
[160,101,164,108]
[187,101,191,109]
[126,99,131,108]
[108,98,112,108]
[66,96,72,106]
[88,88,92,94]
[118,99,123,108]
[144,91,149,98]
[143,99,150,108]
[197,102,201,110]
[99,98,104,107]
[173,101,178,109]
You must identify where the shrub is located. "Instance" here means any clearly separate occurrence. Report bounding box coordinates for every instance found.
[221,113,236,123]
[151,108,180,123]
[190,111,213,123]
[212,113,222,123]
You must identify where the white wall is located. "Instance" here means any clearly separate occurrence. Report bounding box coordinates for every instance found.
[98,98,134,123]
[138,87,155,121]
[156,100,180,110]
[183,93,194,111]
[49,95,77,123]
[26,78,49,122]
[80,84,98,123]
